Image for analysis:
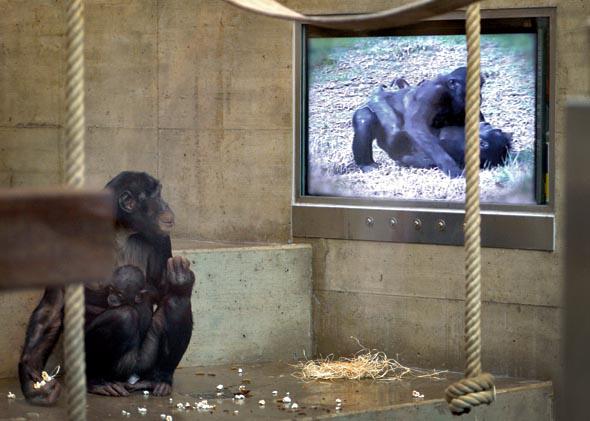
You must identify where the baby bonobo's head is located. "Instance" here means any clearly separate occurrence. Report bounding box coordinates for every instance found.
[107,265,147,307]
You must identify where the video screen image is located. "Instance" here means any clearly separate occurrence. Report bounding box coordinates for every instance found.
[305,33,537,204]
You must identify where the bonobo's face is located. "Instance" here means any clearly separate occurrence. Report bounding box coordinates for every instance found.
[108,265,146,307]
[140,182,175,235]
[445,67,485,117]
[479,122,512,167]
[107,172,175,237]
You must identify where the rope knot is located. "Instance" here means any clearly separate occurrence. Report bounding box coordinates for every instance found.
[445,372,495,415]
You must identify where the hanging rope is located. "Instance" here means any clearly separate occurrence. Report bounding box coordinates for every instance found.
[445,2,495,415]
[63,0,87,420]
[221,0,479,30]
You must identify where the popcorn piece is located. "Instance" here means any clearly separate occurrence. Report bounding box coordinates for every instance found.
[258,400,266,406]
[121,410,130,416]
[169,398,174,404]
[291,403,299,410]
[234,394,245,400]
[7,392,16,399]
[216,384,224,391]
[282,396,292,404]
[234,410,239,415]
[272,390,278,396]
[238,385,246,392]
[335,398,342,404]
[166,416,173,421]
[238,368,243,374]
[137,407,147,415]
[176,403,185,410]
[143,390,149,396]
[41,371,51,382]
[160,414,166,419]
[196,400,216,410]
[412,390,424,399]
[33,380,46,390]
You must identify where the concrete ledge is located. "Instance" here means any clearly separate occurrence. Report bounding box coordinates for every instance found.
[0,362,553,420]
[176,242,312,367]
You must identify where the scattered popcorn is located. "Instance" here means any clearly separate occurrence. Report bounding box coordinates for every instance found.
[121,410,130,416]
[7,392,15,399]
[196,400,216,410]
[143,390,149,396]
[412,390,424,399]
[272,390,278,396]
[216,384,224,391]
[291,403,299,410]
[282,396,292,404]
[258,400,266,406]
[137,407,147,415]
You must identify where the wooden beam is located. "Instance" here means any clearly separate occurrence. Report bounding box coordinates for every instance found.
[220,0,477,31]
[0,188,114,289]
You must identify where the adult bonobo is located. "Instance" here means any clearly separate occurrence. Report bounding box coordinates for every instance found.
[19,171,195,405]
[352,67,482,177]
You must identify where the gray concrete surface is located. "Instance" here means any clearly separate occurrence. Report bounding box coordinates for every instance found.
[176,243,312,366]
[0,362,554,420]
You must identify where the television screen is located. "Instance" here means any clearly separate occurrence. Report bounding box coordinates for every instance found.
[302,18,549,205]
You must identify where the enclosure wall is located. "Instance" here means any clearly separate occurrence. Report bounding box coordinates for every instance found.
[0,0,588,383]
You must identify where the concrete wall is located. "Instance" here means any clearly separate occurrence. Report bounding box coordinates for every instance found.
[0,0,589,388]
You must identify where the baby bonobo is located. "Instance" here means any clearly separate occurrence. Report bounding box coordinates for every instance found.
[84,265,153,395]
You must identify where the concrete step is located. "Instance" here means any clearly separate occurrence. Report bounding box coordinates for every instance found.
[0,362,553,420]
[0,241,312,380]
[173,241,313,367]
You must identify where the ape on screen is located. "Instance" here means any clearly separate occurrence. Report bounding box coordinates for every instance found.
[304,29,544,205]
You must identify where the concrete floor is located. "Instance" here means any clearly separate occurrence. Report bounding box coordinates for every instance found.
[0,362,552,420]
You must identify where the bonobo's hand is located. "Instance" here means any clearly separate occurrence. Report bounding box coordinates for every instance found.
[20,367,61,406]
[166,256,195,295]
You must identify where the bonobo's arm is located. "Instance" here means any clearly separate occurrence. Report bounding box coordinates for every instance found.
[19,287,64,406]
[138,256,194,396]
[352,106,380,172]
[404,82,462,177]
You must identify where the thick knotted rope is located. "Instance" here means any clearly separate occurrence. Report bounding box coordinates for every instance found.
[63,0,87,420]
[445,2,495,415]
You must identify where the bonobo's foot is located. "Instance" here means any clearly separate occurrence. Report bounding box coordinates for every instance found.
[88,381,130,397]
[166,256,195,295]
[22,378,61,406]
[125,380,172,396]
[359,162,380,173]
